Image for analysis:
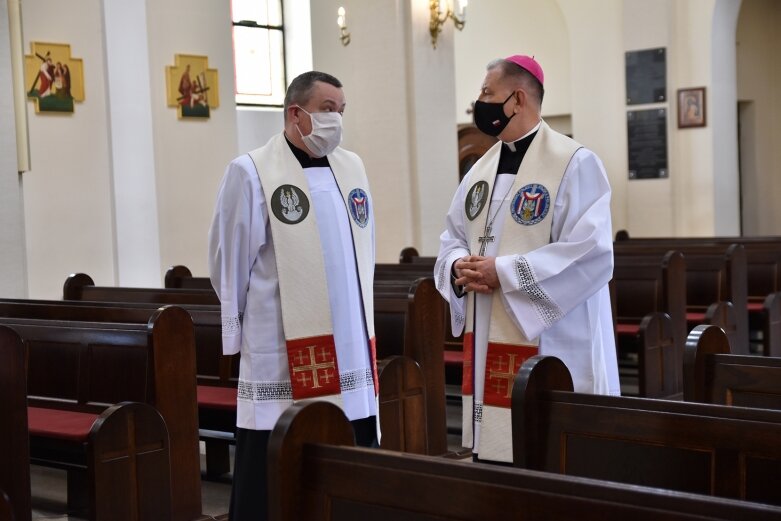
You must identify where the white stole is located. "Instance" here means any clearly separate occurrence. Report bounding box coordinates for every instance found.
[462,120,581,461]
[248,133,377,406]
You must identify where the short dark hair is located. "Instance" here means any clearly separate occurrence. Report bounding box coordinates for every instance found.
[487,58,544,106]
[283,71,343,121]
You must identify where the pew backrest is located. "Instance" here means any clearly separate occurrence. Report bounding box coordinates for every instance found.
[512,355,781,505]
[685,324,781,408]
[164,265,213,290]
[0,307,203,521]
[267,401,781,521]
[64,273,220,305]
[373,277,447,455]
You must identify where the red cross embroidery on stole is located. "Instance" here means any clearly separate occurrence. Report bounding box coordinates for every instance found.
[287,335,341,399]
[483,342,538,408]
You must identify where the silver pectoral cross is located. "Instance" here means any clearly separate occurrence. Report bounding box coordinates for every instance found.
[478,223,495,256]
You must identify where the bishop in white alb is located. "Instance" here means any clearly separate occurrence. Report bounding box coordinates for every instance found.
[435,120,620,463]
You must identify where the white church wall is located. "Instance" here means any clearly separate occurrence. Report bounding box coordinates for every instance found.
[555,0,628,235]
[309,0,459,261]
[0,0,27,297]
[453,0,571,124]
[560,0,739,238]
[619,0,742,237]
[737,0,781,235]
[22,0,116,298]
[145,0,239,279]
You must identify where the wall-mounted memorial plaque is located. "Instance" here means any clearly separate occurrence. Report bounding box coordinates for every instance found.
[627,108,667,180]
[625,47,666,105]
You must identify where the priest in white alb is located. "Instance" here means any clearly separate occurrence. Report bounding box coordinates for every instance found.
[209,71,378,521]
[435,55,620,464]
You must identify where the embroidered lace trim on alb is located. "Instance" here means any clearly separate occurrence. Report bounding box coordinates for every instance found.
[473,401,483,424]
[236,368,374,402]
[513,256,562,328]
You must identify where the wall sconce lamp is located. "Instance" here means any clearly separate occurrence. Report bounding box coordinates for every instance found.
[337,7,351,46]
[429,0,467,49]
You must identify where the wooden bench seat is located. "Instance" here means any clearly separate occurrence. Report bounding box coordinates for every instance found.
[0,307,207,521]
[512,355,781,505]
[266,400,781,521]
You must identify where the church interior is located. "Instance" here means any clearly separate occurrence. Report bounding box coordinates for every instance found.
[1,0,781,519]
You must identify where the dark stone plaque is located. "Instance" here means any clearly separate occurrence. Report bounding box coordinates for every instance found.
[627,108,667,180]
[625,48,666,105]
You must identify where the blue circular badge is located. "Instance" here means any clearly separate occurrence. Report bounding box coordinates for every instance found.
[510,184,550,225]
[348,188,370,228]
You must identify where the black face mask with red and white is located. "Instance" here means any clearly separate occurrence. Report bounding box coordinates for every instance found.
[472,92,516,137]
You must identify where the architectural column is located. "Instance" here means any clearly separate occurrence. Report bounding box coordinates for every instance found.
[102,0,162,285]
[0,0,28,297]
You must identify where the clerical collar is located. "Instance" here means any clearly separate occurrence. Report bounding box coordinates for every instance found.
[285,134,330,169]
[497,123,540,175]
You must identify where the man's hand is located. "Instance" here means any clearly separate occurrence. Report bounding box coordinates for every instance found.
[454,255,499,294]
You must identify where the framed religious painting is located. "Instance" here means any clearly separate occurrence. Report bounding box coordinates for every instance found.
[24,42,85,114]
[166,54,220,119]
[677,87,706,128]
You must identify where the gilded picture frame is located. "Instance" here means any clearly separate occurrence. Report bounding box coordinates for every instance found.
[166,54,219,119]
[24,42,85,114]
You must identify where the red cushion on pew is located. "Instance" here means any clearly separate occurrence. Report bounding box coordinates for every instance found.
[27,407,98,442]
[615,324,640,335]
[197,385,237,410]
[443,351,463,365]
[686,312,706,322]
[747,302,764,312]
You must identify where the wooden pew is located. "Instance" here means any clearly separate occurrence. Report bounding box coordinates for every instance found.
[267,400,781,521]
[374,277,447,455]
[0,298,237,479]
[684,324,781,408]
[511,355,781,505]
[165,265,213,290]
[379,257,464,387]
[61,269,449,459]
[0,488,14,521]
[0,324,174,520]
[614,242,748,354]
[616,233,781,356]
[0,308,207,521]
[64,273,220,305]
[376,355,427,454]
[0,327,30,521]
[612,250,685,397]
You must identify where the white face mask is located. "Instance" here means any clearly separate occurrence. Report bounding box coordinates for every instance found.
[295,106,343,158]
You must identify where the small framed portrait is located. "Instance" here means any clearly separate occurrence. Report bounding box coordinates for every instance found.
[677,87,706,128]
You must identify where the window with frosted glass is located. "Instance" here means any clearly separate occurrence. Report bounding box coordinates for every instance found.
[231,0,286,106]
